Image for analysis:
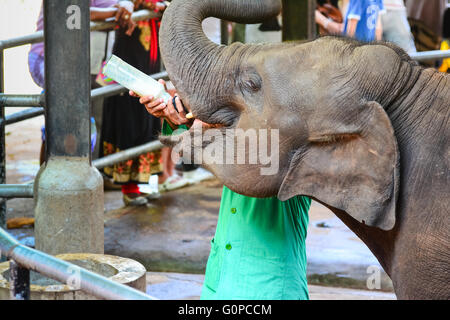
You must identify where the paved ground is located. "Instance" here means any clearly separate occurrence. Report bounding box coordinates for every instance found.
[145,272,396,300]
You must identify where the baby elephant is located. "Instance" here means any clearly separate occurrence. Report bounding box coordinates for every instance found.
[159,0,450,299]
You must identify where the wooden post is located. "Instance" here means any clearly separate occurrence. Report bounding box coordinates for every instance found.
[282,0,316,42]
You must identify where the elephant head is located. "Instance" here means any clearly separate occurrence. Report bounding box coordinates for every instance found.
[159,0,401,230]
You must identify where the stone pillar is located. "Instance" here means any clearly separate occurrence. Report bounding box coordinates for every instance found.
[34,0,104,254]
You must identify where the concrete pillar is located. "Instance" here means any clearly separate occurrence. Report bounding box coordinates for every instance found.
[282,0,317,41]
[34,0,104,255]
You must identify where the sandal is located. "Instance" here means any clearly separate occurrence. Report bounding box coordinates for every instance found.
[123,192,148,206]
[158,174,189,192]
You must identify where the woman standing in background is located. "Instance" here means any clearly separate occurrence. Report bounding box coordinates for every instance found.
[100,0,185,206]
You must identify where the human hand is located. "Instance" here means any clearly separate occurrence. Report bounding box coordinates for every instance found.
[134,0,166,12]
[130,79,191,127]
[326,20,343,34]
[346,18,358,38]
[155,1,167,12]
[115,1,136,36]
[134,0,154,10]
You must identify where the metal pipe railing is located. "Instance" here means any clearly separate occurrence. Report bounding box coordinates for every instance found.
[0,72,169,124]
[2,108,44,126]
[0,185,33,199]
[409,49,450,61]
[93,140,164,169]
[0,139,165,199]
[1,72,169,127]
[90,10,161,32]
[0,94,43,107]
[1,71,168,108]
[0,31,44,51]
[0,10,160,50]
[0,227,156,300]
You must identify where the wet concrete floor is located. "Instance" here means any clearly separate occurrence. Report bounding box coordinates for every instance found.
[145,271,396,300]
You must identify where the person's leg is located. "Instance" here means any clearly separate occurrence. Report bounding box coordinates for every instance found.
[158,146,174,184]
[40,141,45,166]
[39,125,46,165]
[157,147,191,192]
[121,182,147,206]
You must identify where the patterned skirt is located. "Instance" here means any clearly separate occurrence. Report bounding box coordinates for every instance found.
[100,21,163,185]
[100,91,162,184]
[102,142,162,184]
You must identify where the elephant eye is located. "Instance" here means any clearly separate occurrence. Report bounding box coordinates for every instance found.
[241,73,262,93]
[245,80,260,92]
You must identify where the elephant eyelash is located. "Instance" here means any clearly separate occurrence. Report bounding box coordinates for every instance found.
[308,133,360,145]
[244,79,261,92]
[238,71,262,94]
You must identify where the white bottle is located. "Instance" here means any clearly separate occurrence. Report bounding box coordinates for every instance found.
[103,54,172,103]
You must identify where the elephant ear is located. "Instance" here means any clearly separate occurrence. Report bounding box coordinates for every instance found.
[278,101,399,230]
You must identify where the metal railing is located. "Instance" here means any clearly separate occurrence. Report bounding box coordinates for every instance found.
[0,184,33,199]
[0,9,166,198]
[0,227,155,300]
[0,8,162,300]
[409,49,450,61]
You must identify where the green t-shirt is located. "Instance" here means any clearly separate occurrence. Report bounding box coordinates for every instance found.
[162,121,311,300]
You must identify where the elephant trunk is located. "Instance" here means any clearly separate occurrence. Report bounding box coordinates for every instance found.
[159,0,282,124]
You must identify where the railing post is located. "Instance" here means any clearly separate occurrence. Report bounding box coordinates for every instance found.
[35,0,104,255]
[9,260,30,300]
[0,46,7,263]
[220,20,229,45]
[282,0,317,41]
[0,48,6,233]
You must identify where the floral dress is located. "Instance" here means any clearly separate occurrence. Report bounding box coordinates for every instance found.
[101,2,163,184]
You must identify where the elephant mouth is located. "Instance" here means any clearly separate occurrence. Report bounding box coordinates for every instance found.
[193,104,241,129]
[159,106,240,151]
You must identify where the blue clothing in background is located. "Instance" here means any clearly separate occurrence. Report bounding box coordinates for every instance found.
[344,0,384,42]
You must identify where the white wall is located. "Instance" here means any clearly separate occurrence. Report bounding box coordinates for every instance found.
[0,0,43,97]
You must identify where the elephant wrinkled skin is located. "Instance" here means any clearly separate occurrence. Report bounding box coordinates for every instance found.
[159,0,449,299]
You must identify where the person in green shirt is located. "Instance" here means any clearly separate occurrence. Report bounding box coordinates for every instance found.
[131,83,311,300]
